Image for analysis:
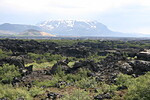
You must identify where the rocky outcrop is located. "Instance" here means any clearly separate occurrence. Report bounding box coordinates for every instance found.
[0,57,34,85]
[137,49,150,61]
[128,60,150,76]
[0,57,25,68]
[67,60,98,73]
[0,39,58,54]
[49,54,150,83]
[50,59,70,74]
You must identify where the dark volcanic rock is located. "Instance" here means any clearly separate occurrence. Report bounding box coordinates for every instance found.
[65,47,90,58]
[118,62,133,75]
[0,57,34,76]
[65,54,150,83]
[50,60,70,74]
[0,97,8,100]
[46,92,63,100]
[68,60,98,73]
[0,39,58,54]
[0,57,34,85]
[128,60,150,76]
[94,92,112,100]
[137,50,150,61]
[117,85,128,91]
[55,81,69,88]
[25,65,33,74]
[0,57,25,68]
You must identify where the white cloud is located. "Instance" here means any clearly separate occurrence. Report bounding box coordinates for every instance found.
[0,0,148,14]
[134,27,150,34]
[0,0,150,34]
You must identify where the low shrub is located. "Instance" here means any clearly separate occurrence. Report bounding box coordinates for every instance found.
[75,77,98,89]
[0,49,12,59]
[29,86,45,97]
[28,53,65,63]
[61,89,91,100]
[116,72,150,100]
[0,84,32,100]
[33,78,59,88]
[0,64,21,83]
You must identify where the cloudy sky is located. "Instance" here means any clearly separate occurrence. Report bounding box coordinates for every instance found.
[0,0,150,34]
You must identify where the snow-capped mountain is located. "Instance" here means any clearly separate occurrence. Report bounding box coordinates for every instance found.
[37,20,119,36]
[0,20,141,37]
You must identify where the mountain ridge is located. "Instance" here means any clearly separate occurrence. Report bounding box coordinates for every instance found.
[0,20,144,37]
[37,20,113,36]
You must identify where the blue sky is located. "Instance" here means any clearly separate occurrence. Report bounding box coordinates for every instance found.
[0,0,150,34]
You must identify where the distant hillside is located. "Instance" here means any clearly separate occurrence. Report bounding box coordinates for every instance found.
[0,30,15,35]
[0,21,143,37]
[19,29,56,37]
[0,23,41,32]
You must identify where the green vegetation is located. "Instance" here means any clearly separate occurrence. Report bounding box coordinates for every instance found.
[28,53,65,63]
[0,84,32,100]
[33,68,93,88]
[26,61,56,70]
[75,77,98,89]
[0,49,12,59]
[0,64,21,83]
[0,84,46,100]
[29,86,45,97]
[116,72,150,100]
[61,89,91,100]
[2,62,150,100]
[1,39,150,99]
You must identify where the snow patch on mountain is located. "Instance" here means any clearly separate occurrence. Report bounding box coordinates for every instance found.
[37,20,113,36]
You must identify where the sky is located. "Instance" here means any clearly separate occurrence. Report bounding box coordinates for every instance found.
[0,0,150,34]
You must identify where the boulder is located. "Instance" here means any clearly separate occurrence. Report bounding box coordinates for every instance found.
[67,60,98,73]
[137,50,150,61]
[25,65,33,74]
[117,85,128,91]
[118,62,133,75]
[50,60,70,74]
